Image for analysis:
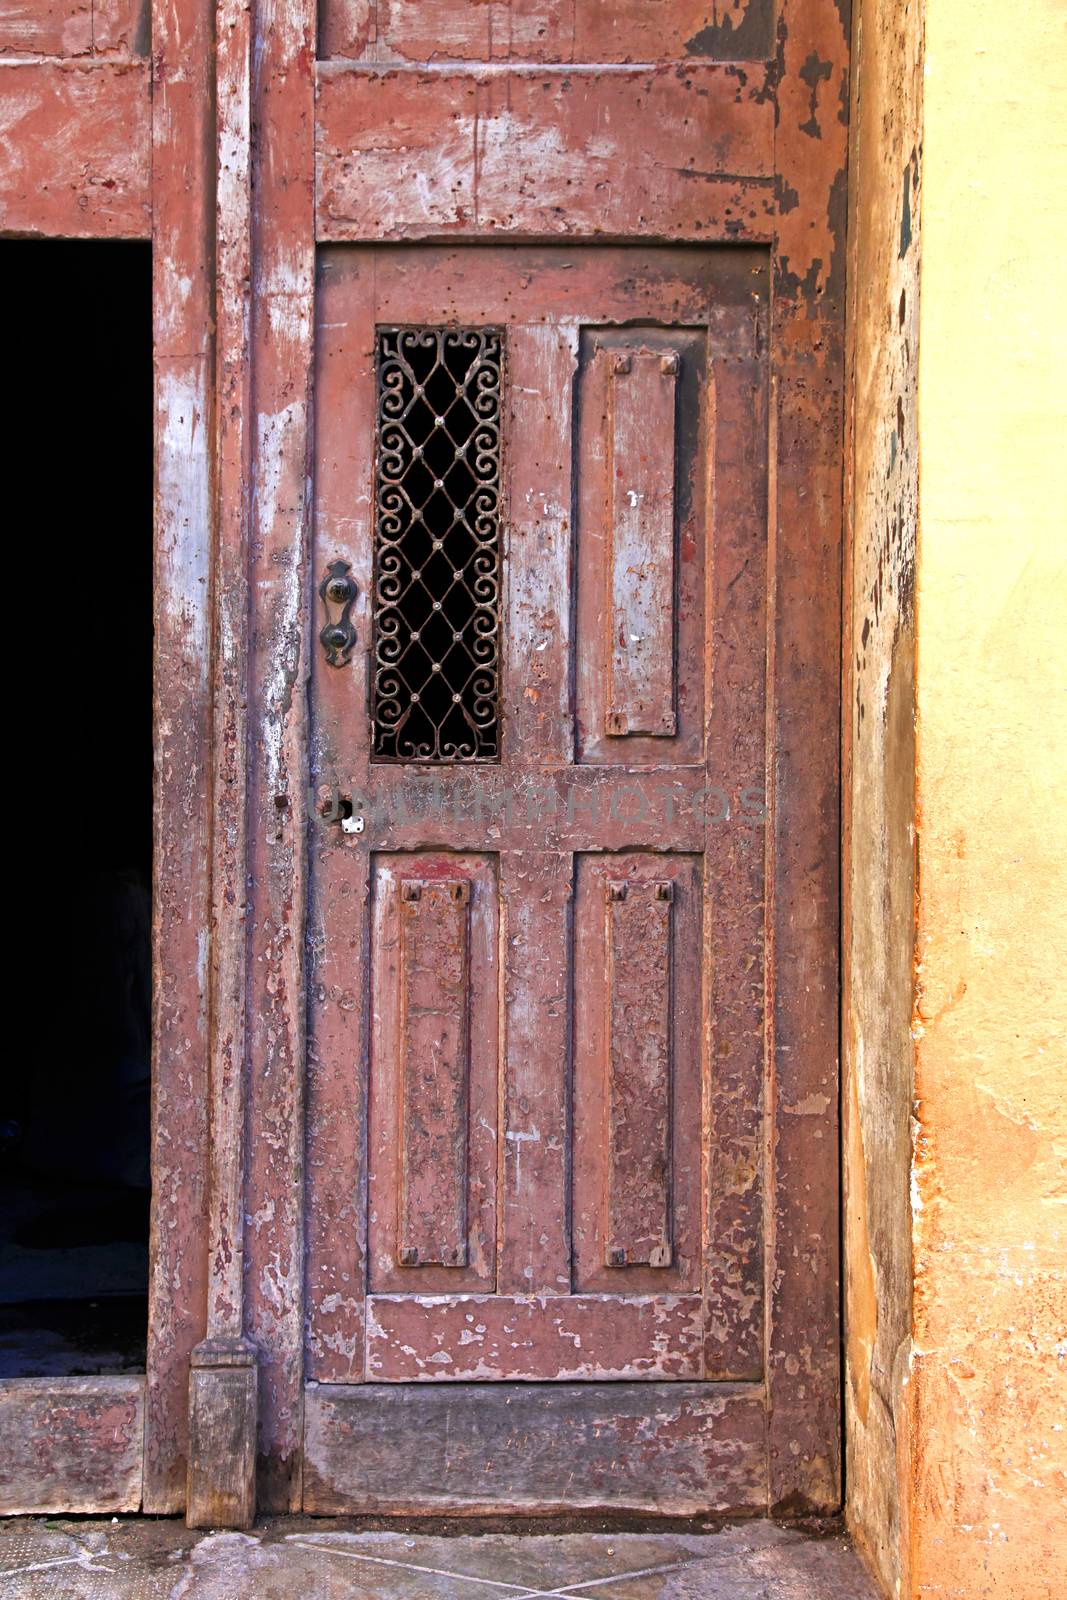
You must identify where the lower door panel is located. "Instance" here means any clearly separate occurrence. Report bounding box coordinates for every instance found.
[303,1382,767,1516]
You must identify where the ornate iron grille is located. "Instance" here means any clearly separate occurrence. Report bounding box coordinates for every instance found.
[372,326,504,761]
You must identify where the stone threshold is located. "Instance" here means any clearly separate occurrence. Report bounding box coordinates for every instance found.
[0,1515,881,1598]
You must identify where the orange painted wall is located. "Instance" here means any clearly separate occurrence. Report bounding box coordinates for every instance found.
[846,0,1067,1595]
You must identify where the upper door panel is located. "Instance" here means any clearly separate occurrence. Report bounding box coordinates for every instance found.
[0,0,148,56]
[319,0,775,63]
[315,68,775,242]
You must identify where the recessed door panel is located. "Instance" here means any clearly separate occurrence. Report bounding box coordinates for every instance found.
[367,854,498,1295]
[605,346,679,740]
[575,326,708,764]
[572,853,703,1296]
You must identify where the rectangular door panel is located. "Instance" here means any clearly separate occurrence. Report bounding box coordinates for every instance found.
[575,326,708,764]
[365,1294,704,1382]
[315,68,775,242]
[605,345,680,740]
[572,854,703,1295]
[368,854,498,1295]
[303,1382,768,1517]
[317,0,775,65]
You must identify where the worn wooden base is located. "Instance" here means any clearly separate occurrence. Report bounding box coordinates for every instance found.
[0,1377,144,1515]
[303,1382,767,1517]
[186,1339,257,1529]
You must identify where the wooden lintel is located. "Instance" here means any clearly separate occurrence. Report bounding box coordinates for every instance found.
[0,59,150,237]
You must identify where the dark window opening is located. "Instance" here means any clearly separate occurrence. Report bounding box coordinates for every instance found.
[372,326,503,762]
[1,242,153,1377]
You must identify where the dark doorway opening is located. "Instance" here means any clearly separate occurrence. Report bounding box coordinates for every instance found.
[1,241,153,1377]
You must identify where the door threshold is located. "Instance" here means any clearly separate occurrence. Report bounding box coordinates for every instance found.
[0,1515,881,1598]
[0,1376,145,1516]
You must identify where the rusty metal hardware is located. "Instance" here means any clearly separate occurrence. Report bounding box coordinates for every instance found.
[316,787,364,834]
[607,1243,672,1268]
[319,560,358,666]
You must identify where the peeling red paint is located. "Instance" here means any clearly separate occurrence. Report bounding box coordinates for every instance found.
[321,0,773,65]
[0,1379,144,1514]
[143,0,214,1517]
[0,60,150,236]
[2,0,846,1522]
[316,64,776,241]
[243,0,317,1511]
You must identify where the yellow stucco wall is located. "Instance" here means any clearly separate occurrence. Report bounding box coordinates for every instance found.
[909,0,1067,1593]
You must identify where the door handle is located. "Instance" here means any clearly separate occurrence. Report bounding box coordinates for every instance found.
[319,560,357,666]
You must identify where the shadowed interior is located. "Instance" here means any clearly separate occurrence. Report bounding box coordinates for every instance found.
[0,240,153,1378]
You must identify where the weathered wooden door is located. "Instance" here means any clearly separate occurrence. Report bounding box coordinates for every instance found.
[0,0,845,1526]
[309,244,767,1402]
[304,244,777,1508]
[211,0,849,1522]
[290,0,845,1514]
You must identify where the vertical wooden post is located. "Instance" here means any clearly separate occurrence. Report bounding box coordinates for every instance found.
[242,0,316,1513]
[186,0,258,1531]
[767,0,850,1515]
[145,0,214,1516]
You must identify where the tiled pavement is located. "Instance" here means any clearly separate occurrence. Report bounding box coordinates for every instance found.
[0,1518,880,1599]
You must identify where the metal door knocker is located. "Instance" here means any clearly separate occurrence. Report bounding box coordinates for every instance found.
[319,560,357,666]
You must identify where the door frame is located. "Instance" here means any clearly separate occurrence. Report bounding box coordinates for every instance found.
[142,0,214,1517]
[0,0,848,1522]
[157,0,849,1521]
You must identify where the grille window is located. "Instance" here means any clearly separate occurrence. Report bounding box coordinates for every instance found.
[372,327,503,762]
